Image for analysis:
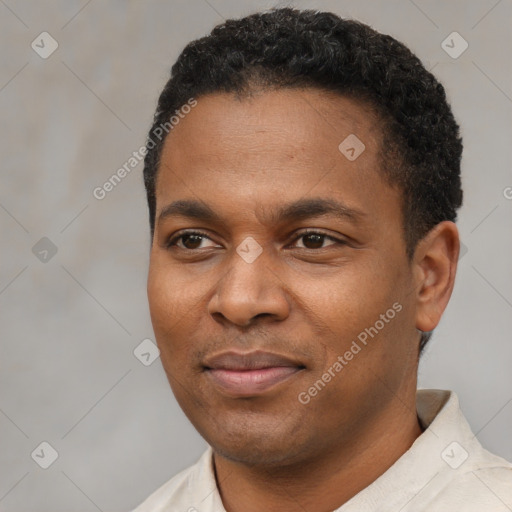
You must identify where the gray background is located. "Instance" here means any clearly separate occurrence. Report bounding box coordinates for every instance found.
[1,0,511,511]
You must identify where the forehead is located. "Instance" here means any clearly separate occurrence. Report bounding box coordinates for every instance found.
[160,87,382,166]
[154,88,399,229]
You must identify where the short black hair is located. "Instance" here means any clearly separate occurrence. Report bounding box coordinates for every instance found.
[143,7,463,353]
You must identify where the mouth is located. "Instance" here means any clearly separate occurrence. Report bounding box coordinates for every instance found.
[202,350,306,397]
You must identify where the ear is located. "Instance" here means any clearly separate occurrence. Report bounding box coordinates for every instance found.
[412,221,460,333]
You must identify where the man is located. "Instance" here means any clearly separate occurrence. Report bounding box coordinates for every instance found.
[134,7,512,511]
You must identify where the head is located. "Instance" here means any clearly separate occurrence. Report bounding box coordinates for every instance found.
[143,8,462,467]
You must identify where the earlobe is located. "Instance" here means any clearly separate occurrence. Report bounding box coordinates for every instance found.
[413,221,460,334]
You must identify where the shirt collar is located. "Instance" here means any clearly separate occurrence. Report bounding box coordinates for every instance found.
[336,389,484,510]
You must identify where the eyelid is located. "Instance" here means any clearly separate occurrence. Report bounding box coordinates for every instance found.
[290,228,346,247]
[165,229,215,248]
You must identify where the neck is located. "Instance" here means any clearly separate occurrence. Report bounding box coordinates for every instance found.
[213,390,423,512]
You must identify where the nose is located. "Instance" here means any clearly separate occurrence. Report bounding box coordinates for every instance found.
[207,247,291,327]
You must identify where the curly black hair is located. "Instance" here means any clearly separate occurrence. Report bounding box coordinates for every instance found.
[143,7,463,353]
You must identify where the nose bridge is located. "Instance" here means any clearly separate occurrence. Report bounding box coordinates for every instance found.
[208,240,290,326]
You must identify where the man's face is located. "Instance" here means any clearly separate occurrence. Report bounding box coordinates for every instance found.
[147,88,421,466]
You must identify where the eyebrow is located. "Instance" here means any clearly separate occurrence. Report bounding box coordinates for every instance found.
[157,197,366,226]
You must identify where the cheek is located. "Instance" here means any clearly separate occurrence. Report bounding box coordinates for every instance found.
[147,258,199,358]
[147,250,209,317]
[299,261,393,343]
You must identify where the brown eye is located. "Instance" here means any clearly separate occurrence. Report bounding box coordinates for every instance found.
[180,234,205,249]
[292,231,341,250]
[303,233,325,249]
[166,231,217,250]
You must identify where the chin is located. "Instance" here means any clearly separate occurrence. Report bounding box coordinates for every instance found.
[212,437,306,468]
[197,413,312,468]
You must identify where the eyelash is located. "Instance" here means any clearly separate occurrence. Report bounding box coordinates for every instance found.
[165,229,345,250]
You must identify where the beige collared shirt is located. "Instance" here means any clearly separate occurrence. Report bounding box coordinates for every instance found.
[133,389,512,511]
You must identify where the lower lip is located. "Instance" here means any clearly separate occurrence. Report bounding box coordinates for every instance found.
[205,366,302,396]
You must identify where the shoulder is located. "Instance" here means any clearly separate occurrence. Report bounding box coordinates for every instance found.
[429,461,512,511]
[131,448,215,512]
[131,464,197,512]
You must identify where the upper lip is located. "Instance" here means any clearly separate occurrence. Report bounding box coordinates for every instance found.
[203,350,305,371]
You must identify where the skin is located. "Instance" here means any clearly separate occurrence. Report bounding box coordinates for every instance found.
[147,88,460,512]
